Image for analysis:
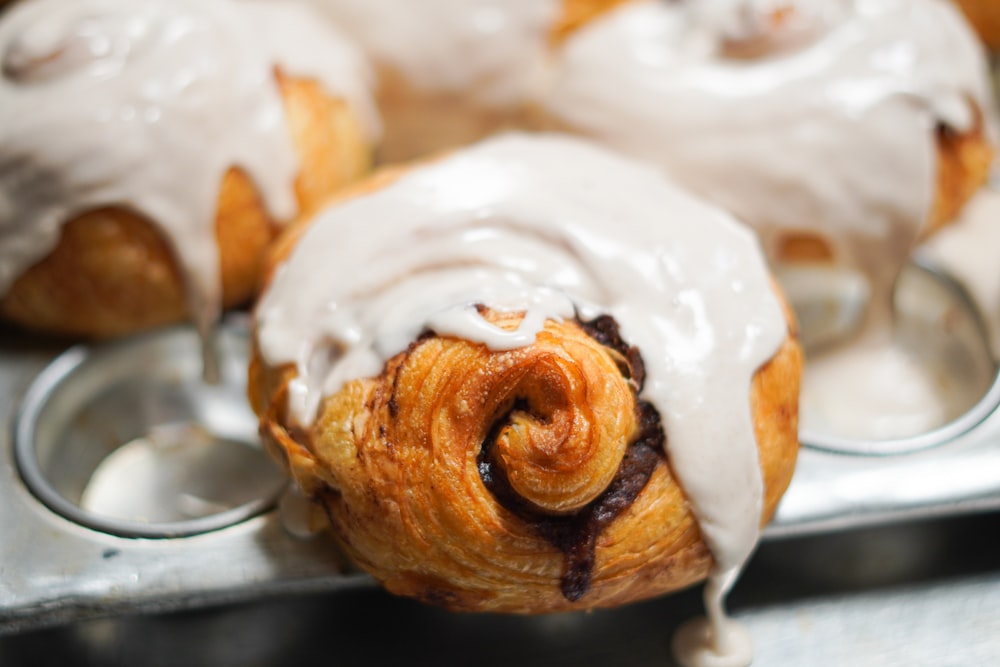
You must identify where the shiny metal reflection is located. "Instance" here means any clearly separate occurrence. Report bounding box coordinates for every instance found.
[13,321,286,538]
[774,263,870,353]
[787,259,1000,455]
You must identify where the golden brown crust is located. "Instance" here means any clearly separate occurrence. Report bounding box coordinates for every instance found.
[953,0,1000,50]
[0,71,372,338]
[281,75,373,218]
[250,160,802,614]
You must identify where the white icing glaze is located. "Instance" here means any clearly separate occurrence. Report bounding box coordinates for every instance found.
[672,558,757,666]
[0,0,377,338]
[544,0,994,274]
[300,0,559,105]
[673,612,754,667]
[255,133,788,660]
[278,485,322,540]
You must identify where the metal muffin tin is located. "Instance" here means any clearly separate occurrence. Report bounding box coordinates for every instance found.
[13,321,285,539]
[0,318,367,634]
[2,250,1000,637]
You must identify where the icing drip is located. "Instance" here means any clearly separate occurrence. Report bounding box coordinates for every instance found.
[0,0,377,345]
[255,133,788,664]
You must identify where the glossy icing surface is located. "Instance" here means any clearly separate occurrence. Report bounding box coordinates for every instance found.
[0,0,377,335]
[255,133,789,664]
[545,0,992,270]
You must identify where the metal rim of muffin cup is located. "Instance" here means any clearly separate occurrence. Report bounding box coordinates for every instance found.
[12,319,286,539]
[801,369,1000,456]
[797,257,1000,456]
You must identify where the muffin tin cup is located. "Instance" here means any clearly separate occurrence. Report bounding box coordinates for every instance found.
[12,319,286,539]
[788,259,1000,456]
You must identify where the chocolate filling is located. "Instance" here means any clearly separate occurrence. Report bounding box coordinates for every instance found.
[579,314,646,389]
[477,316,664,602]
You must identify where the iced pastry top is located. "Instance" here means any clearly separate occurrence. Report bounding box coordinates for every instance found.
[0,0,378,333]
[545,0,994,281]
[255,132,790,666]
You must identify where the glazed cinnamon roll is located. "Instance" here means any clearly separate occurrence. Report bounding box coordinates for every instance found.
[0,0,378,340]
[251,134,801,665]
[300,0,631,161]
[542,0,994,277]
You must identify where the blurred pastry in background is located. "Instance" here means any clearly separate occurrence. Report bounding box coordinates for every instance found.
[299,0,630,161]
[250,133,801,667]
[542,0,994,285]
[0,0,378,342]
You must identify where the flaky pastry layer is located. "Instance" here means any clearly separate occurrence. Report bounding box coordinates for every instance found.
[252,308,800,613]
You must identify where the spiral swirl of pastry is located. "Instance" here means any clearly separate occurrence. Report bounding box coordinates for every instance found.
[472,314,637,518]
[251,134,801,614]
[256,307,799,612]
[329,311,648,605]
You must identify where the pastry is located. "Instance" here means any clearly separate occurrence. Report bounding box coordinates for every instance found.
[542,0,994,278]
[250,134,801,665]
[301,0,631,161]
[0,0,379,340]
